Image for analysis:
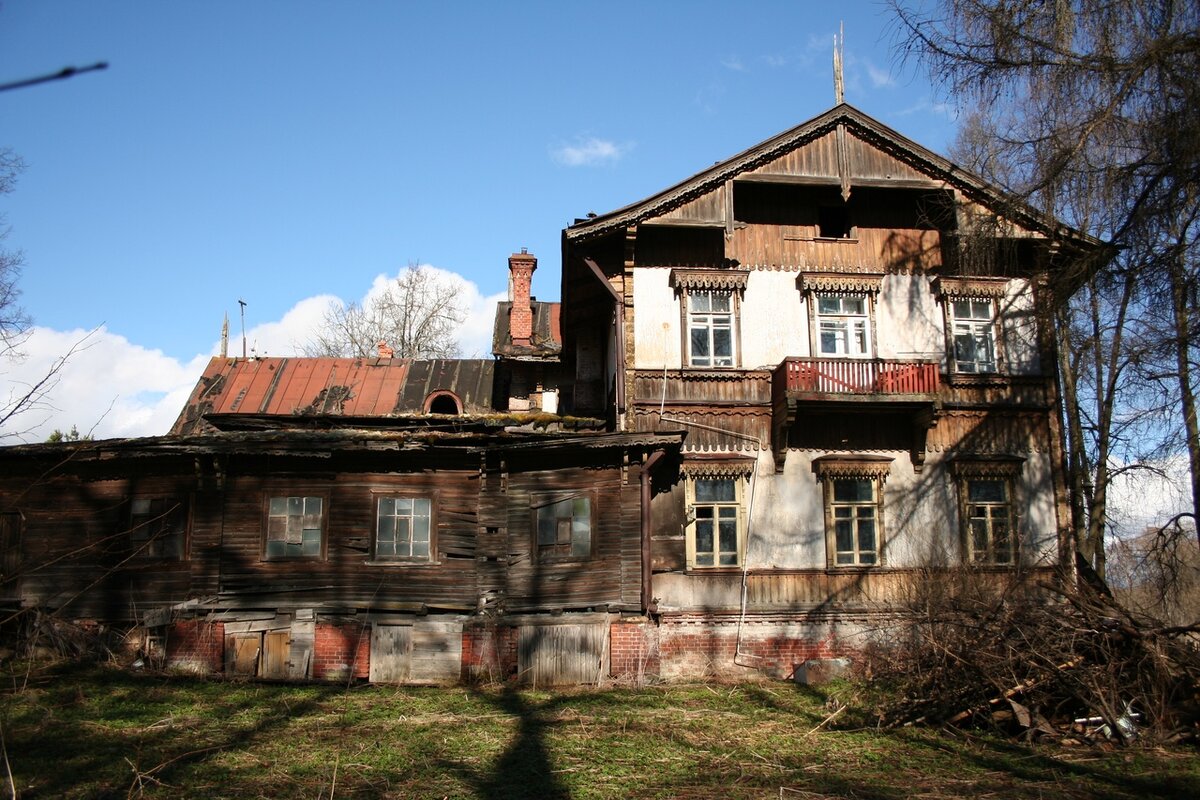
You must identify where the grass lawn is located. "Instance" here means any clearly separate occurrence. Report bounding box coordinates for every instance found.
[1,662,1196,799]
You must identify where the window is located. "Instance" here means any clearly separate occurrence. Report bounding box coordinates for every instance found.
[265,495,324,558]
[813,455,892,568]
[688,290,735,367]
[816,294,871,357]
[828,479,879,565]
[684,468,749,569]
[950,298,997,373]
[129,497,186,560]
[375,496,433,561]
[535,494,592,560]
[963,479,1014,564]
[951,457,1022,566]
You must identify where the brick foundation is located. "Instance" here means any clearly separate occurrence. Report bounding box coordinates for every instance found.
[461,624,517,681]
[313,620,370,681]
[609,619,661,680]
[165,620,224,674]
[655,619,843,680]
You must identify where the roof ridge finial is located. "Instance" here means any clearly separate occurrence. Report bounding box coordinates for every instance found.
[833,21,845,105]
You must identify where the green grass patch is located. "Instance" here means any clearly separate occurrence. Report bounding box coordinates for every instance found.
[0,662,1196,799]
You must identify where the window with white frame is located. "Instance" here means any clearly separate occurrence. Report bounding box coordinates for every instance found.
[375,496,433,561]
[129,497,187,560]
[816,294,871,357]
[951,458,1022,566]
[950,298,997,373]
[685,469,749,568]
[812,456,892,567]
[265,495,325,558]
[534,493,593,561]
[687,290,736,367]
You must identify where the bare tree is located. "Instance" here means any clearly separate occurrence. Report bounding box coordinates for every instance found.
[302,263,466,359]
[891,0,1200,563]
[0,148,29,358]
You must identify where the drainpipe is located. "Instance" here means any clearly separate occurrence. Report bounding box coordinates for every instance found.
[640,449,666,615]
[659,414,763,668]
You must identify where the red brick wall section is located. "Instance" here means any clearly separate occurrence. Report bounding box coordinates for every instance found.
[461,625,517,682]
[609,619,661,680]
[313,621,370,681]
[165,620,225,674]
[657,620,842,680]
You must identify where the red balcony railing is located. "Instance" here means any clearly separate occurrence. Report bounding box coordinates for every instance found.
[774,357,940,396]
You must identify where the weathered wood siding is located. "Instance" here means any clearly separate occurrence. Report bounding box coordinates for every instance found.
[500,459,641,612]
[217,469,482,611]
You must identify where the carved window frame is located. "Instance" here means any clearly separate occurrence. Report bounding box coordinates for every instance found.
[935,277,1009,376]
[682,461,752,570]
[798,274,882,360]
[950,457,1024,566]
[812,455,893,568]
[671,268,749,370]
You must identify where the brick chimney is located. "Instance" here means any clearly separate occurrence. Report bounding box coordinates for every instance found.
[508,249,536,346]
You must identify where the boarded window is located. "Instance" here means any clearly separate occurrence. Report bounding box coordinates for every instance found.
[265,496,324,558]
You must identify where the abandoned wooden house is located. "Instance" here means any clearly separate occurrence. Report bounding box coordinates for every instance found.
[0,103,1093,684]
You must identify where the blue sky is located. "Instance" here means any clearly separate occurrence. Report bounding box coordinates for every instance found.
[1,0,959,441]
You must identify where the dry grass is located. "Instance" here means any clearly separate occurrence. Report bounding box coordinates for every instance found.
[0,662,1197,799]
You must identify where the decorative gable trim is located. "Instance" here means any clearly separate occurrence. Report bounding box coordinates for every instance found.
[811,454,894,482]
[934,276,1010,300]
[670,268,750,292]
[798,272,883,296]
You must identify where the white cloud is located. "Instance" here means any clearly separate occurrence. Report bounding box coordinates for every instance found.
[865,62,896,88]
[0,266,505,443]
[0,326,212,442]
[721,55,746,72]
[551,137,628,167]
[762,54,788,68]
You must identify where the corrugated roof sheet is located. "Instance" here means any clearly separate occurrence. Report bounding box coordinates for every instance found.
[170,357,495,435]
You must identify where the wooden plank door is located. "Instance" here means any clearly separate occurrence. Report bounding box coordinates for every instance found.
[226,633,261,676]
[518,622,608,687]
[261,630,291,679]
[369,624,413,683]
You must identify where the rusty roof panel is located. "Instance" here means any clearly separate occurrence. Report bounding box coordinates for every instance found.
[169,357,495,435]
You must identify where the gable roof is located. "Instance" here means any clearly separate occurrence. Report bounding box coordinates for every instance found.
[565,103,1095,249]
[170,357,494,435]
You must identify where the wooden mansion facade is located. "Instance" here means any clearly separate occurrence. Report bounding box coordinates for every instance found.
[0,105,1091,683]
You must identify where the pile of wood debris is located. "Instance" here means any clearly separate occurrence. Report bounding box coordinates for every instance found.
[860,566,1200,744]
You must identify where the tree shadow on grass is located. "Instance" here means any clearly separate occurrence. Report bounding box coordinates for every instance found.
[439,684,571,800]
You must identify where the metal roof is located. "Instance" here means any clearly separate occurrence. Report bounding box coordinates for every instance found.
[170,357,495,435]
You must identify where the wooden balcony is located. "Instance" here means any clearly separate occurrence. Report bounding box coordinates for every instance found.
[771,357,941,473]
[773,357,940,399]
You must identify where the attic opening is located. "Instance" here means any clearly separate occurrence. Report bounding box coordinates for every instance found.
[818,205,851,239]
[424,391,462,415]
[634,226,725,267]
